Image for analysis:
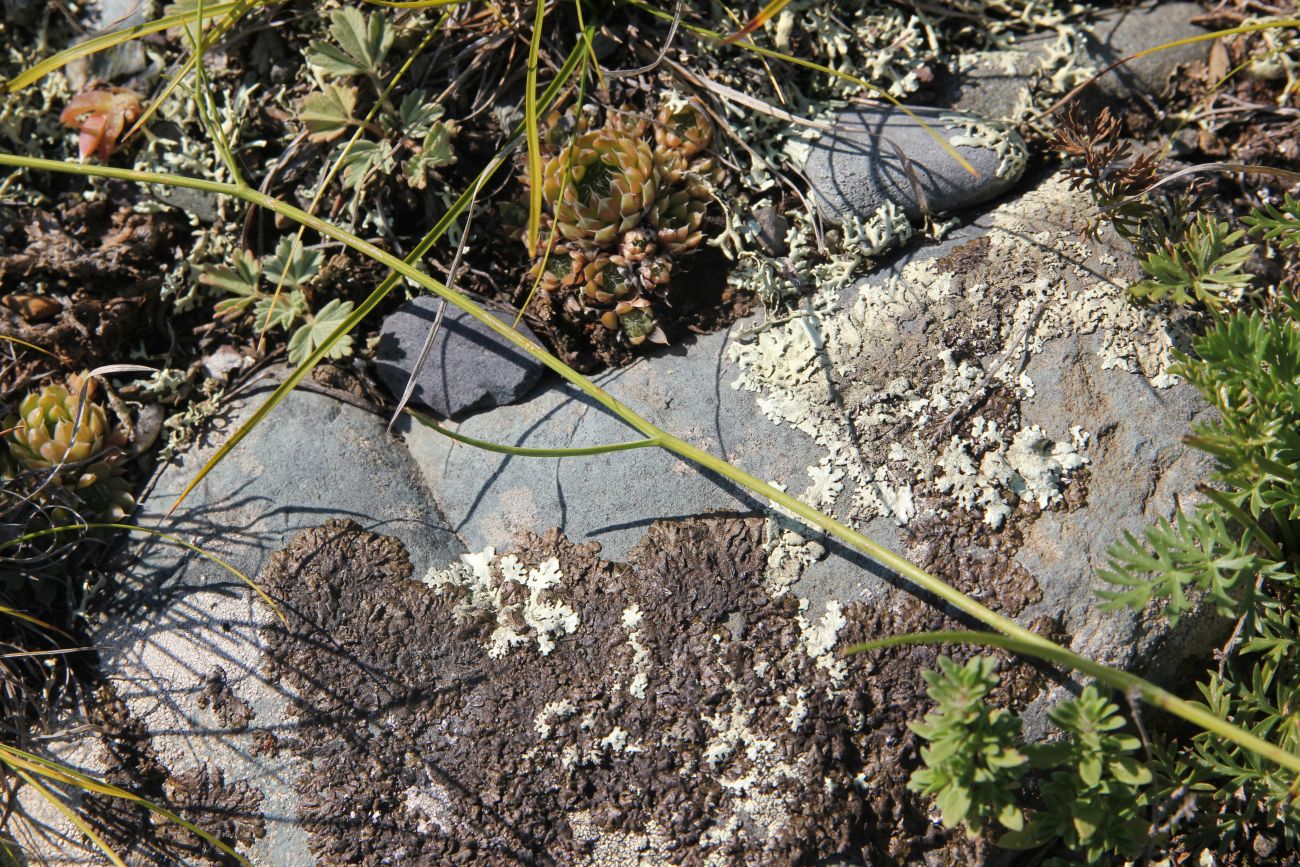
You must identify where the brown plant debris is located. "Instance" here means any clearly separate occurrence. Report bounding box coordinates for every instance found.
[256,516,1051,865]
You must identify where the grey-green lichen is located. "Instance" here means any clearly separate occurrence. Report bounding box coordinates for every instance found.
[421,547,579,658]
[941,113,1029,181]
[728,175,1187,580]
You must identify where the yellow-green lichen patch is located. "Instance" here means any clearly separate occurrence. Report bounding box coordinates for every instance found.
[728,174,1192,569]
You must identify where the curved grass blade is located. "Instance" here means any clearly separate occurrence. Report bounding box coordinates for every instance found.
[723,0,793,45]
[11,768,124,867]
[1033,19,1300,122]
[0,523,283,623]
[2,41,1298,777]
[3,2,244,92]
[0,335,55,358]
[408,408,657,456]
[0,605,70,639]
[524,0,548,257]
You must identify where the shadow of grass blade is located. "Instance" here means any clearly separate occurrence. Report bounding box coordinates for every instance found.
[2,744,250,865]
[0,523,283,622]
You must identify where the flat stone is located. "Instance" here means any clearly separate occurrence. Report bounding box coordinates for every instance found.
[374,298,546,419]
[79,388,465,865]
[936,2,1210,120]
[801,104,1027,223]
[403,170,1222,692]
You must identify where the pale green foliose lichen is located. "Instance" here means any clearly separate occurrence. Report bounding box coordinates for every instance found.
[727,175,1186,576]
[422,548,579,658]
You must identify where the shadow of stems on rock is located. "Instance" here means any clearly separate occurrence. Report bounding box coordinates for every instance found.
[4,9,1300,807]
[5,150,1296,784]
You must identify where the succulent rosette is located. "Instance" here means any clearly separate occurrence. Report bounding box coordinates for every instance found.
[542,129,660,249]
[600,297,667,346]
[4,373,133,519]
[648,188,709,254]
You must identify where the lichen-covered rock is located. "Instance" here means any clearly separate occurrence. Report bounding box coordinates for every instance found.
[934,1,1210,122]
[252,516,1048,863]
[800,105,1027,224]
[405,171,1222,691]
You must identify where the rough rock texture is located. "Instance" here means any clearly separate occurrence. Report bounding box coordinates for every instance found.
[254,516,1059,864]
[935,2,1210,121]
[374,298,548,419]
[82,388,465,864]
[405,171,1221,691]
[801,105,1027,222]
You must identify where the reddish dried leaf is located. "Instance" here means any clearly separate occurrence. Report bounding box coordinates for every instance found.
[59,87,143,162]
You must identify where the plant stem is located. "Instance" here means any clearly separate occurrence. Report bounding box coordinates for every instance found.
[4,151,1297,775]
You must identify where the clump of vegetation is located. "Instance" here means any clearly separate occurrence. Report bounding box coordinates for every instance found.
[901,45,1300,861]
[526,97,721,347]
[3,372,134,522]
[203,238,355,365]
[299,8,458,201]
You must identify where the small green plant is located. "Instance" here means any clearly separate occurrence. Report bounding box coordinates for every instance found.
[1243,192,1300,249]
[202,239,356,365]
[300,8,457,195]
[1005,687,1153,863]
[3,372,134,522]
[908,657,1154,863]
[1096,289,1300,856]
[907,656,1028,836]
[1129,215,1256,312]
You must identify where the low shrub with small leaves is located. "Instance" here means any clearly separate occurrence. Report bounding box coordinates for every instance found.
[908,657,1154,864]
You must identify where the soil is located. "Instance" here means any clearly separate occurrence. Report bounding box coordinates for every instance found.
[252,515,1051,865]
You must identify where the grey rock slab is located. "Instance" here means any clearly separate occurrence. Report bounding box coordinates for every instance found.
[92,388,464,866]
[400,325,843,562]
[801,104,1027,223]
[404,171,1223,694]
[374,297,547,419]
[937,2,1210,119]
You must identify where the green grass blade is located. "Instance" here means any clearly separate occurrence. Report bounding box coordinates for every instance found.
[1034,19,1300,121]
[0,334,55,358]
[524,0,547,257]
[1,744,250,865]
[408,408,657,456]
[10,768,125,867]
[844,629,1300,775]
[4,1,246,92]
